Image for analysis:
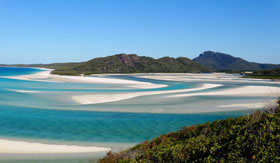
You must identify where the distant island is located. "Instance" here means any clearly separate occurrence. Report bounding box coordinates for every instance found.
[49,54,209,75]
[99,100,280,163]
[1,51,280,76]
[1,54,208,75]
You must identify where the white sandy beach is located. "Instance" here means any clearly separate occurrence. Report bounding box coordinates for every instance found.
[0,139,110,154]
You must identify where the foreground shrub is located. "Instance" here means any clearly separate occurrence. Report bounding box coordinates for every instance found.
[99,103,280,163]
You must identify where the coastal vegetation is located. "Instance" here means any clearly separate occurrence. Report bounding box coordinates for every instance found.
[45,54,209,75]
[99,100,280,163]
[243,68,280,80]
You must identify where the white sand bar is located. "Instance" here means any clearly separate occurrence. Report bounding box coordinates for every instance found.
[169,86,280,98]
[218,102,266,109]
[0,139,110,154]
[137,73,280,84]
[72,84,222,104]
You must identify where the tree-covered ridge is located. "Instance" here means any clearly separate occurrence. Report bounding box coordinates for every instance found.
[193,51,280,71]
[50,54,209,75]
[99,101,280,163]
[3,51,279,75]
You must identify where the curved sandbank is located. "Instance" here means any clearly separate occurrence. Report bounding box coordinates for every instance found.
[51,74,167,89]
[136,73,280,84]
[218,101,277,109]
[0,139,110,154]
[72,84,222,104]
[2,69,167,89]
[169,86,280,98]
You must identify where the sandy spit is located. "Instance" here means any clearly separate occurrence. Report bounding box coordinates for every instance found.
[2,69,167,89]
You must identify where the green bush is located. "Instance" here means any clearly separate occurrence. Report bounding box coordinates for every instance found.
[99,105,280,163]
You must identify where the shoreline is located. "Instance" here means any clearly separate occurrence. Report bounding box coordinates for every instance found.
[2,68,168,89]
[0,139,110,154]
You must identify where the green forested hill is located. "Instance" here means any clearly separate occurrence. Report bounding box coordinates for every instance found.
[50,54,209,75]
[99,101,280,163]
[3,51,279,75]
[193,51,280,71]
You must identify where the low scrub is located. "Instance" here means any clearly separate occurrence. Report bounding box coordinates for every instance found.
[100,100,280,163]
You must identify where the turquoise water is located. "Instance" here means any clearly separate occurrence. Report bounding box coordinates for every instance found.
[0,104,248,143]
[0,74,194,93]
[0,67,42,76]
[0,67,275,145]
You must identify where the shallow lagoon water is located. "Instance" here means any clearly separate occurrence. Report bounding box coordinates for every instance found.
[0,105,249,143]
[0,67,279,162]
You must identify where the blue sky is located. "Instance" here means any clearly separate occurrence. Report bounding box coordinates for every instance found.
[0,0,279,64]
